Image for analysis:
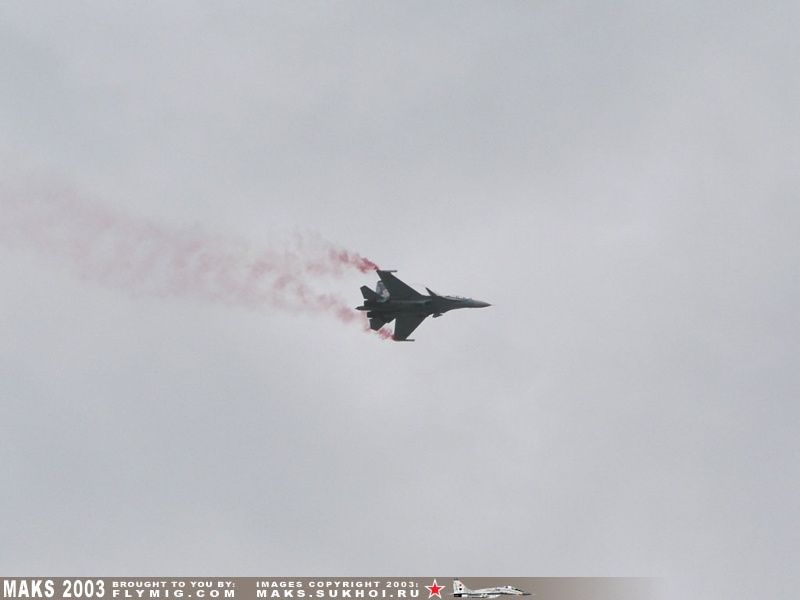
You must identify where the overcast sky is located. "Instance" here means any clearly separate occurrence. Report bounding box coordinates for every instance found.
[1,2,798,599]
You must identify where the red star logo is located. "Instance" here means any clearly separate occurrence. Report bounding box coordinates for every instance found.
[426,581,445,599]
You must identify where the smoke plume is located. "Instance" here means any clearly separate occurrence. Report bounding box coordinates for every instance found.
[0,186,392,340]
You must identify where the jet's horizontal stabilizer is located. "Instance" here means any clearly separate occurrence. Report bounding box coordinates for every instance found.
[426,287,439,297]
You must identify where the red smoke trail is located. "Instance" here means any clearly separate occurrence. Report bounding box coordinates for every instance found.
[327,247,379,274]
[371,327,394,340]
[0,188,390,340]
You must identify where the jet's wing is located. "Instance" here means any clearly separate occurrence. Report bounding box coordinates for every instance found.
[393,314,427,341]
[377,270,424,300]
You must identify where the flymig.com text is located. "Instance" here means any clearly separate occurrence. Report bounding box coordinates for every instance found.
[112,581,235,599]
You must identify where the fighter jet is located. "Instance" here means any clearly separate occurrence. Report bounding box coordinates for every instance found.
[356,270,490,341]
[451,580,530,598]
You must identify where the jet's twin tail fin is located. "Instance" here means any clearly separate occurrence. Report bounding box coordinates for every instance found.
[369,316,387,331]
[453,580,472,597]
[375,281,390,300]
[361,285,380,301]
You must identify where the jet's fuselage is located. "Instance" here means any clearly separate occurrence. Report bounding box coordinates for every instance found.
[357,270,490,340]
[357,295,490,318]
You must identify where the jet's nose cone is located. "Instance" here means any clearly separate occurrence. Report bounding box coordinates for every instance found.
[473,300,491,308]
